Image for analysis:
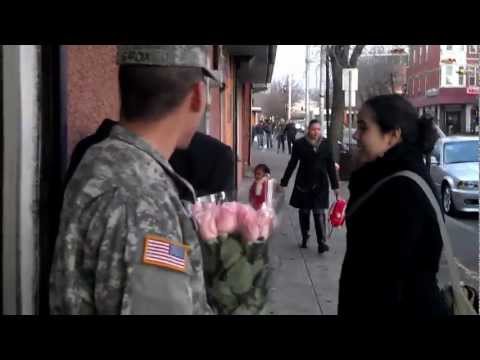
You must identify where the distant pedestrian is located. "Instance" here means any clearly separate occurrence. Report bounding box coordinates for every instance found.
[276,119,286,154]
[264,121,273,150]
[256,122,265,149]
[284,120,297,154]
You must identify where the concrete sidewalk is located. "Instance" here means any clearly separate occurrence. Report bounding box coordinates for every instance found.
[238,147,349,315]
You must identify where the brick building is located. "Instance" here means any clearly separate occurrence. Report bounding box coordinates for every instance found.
[406,45,480,134]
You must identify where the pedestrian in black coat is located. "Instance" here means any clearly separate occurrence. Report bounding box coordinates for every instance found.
[283,121,298,154]
[281,120,339,253]
[338,94,449,316]
[170,132,235,199]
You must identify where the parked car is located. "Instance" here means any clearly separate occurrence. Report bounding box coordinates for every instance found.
[429,136,479,215]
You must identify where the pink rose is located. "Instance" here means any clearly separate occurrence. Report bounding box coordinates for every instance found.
[257,207,274,240]
[194,205,219,241]
[192,202,205,218]
[237,204,260,243]
[216,202,239,235]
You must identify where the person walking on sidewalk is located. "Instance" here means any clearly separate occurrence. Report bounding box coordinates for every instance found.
[256,121,265,149]
[284,120,297,154]
[338,94,448,316]
[280,119,339,254]
[264,120,273,150]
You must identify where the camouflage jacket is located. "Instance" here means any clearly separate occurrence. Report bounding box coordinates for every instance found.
[50,125,213,315]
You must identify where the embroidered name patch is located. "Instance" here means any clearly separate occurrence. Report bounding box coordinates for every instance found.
[143,235,190,273]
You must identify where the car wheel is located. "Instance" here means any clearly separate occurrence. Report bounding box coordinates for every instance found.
[442,184,457,216]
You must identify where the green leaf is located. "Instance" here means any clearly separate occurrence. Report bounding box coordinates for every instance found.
[220,236,243,269]
[210,279,239,313]
[226,257,254,296]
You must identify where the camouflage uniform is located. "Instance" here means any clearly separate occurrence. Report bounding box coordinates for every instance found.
[50,45,220,315]
[50,126,213,314]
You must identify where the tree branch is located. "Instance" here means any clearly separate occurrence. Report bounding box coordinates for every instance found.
[349,45,366,67]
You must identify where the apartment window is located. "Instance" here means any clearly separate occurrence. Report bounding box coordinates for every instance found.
[425,45,429,59]
[446,45,453,51]
[458,45,465,52]
[477,66,480,86]
[468,45,477,54]
[413,49,416,64]
[459,70,464,86]
[468,65,476,86]
[446,65,453,85]
[417,77,421,93]
[419,46,423,63]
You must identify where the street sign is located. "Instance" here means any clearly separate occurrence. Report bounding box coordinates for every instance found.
[342,68,358,92]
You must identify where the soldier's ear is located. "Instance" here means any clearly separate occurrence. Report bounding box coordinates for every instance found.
[189,81,207,113]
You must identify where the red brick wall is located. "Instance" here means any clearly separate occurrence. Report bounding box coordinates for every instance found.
[66,45,119,156]
[407,45,441,97]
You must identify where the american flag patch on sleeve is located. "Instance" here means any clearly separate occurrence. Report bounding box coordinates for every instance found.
[142,235,190,273]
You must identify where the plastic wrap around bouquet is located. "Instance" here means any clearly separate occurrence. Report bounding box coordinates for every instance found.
[192,179,285,315]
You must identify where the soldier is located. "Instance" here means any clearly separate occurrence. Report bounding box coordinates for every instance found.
[50,45,219,315]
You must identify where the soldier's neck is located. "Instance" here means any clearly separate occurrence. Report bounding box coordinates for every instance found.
[120,116,180,160]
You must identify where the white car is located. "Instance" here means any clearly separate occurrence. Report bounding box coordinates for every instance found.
[430,136,479,215]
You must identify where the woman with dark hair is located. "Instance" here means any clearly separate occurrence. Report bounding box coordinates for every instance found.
[338,94,449,316]
[280,119,339,254]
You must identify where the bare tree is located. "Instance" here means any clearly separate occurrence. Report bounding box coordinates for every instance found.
[326,45,366,161]
[254,77,304,121]
[357,48,408,106]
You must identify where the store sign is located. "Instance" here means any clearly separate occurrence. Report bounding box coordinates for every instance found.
[467,86,480,95]
[426,88,439,97]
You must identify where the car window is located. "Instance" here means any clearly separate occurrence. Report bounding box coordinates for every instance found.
[444,141,479,164]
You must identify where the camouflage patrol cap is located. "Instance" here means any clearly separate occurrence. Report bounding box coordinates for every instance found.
[117,45,220,83]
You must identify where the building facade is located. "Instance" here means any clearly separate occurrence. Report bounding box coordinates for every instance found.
[406,45,480,134]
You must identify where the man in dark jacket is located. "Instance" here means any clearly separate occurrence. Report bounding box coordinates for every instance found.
[64,119,118,188]
[263,121,273,150]
[256,122,265,149]
[169,132,235,198]
[283,120,298,154]
[280,119,339,253]
[65,121,234,200]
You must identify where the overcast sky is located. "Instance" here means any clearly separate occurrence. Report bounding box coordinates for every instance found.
[272,45,307,83]
[272,45,405,87]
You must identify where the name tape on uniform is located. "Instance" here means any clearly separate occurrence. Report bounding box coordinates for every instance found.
[143,235,191,274]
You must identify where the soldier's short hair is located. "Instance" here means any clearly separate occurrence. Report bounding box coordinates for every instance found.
[119,65,205,122]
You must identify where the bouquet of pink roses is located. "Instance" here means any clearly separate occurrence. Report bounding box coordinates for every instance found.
[192,193,281,315]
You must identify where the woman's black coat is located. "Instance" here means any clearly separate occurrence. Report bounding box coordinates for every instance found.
[281,137,339,209]
[338,143,449,316]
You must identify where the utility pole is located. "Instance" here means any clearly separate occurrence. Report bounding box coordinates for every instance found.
[305,45,310,128]
[319,45,325,128]
[325,49,330,136]
[288,74,292,121]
